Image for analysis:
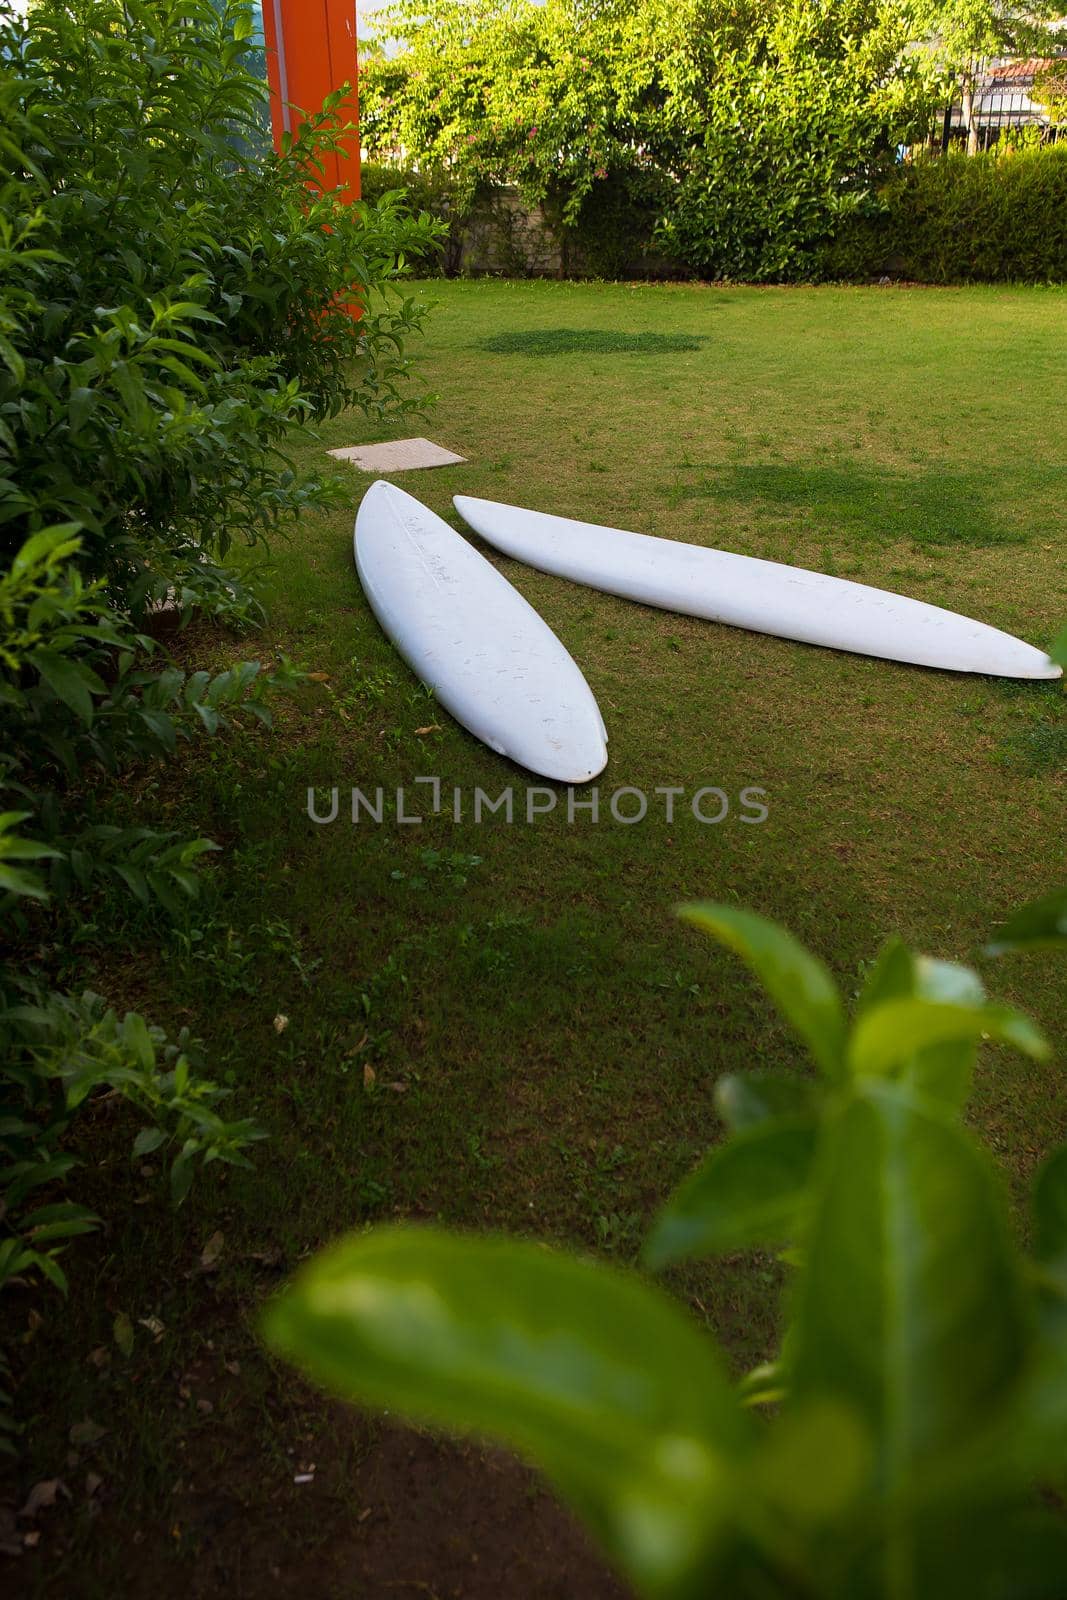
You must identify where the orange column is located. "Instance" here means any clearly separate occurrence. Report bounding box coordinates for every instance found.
[261,0,361,201]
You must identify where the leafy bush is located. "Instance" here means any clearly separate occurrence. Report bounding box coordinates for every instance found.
[654,0,936,281]
[4,0,438,607]
[0,983,267,1294]
[359,160,457,219]
[0,525,288,903]
[363,0,1065,283]
[0,0,438,1347]
[567,167,672,280]
[361,0,647,229]
[267,888,1067,1599]
[821,145,1067,283]
[359,161,457,271]
[362,0,938,283]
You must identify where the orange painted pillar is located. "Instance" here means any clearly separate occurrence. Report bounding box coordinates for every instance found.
[261,0,361,201]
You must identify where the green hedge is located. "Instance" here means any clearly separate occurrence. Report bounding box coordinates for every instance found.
[822,146,1067,283]
[567,170,674,280]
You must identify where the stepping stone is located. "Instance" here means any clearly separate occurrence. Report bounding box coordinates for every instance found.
[328,438,466,472]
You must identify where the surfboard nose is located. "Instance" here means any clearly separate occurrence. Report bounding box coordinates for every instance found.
[1030,654,1063,682]
[985,636,1063,680]
[359,478,407,517]
[528,740,609,786]
[1021,659,1061,681]
[355,478,392,530]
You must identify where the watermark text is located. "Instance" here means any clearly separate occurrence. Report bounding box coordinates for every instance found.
[306,778,770,828]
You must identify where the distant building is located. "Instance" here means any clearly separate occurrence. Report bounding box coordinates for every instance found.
[945,56,1067,148]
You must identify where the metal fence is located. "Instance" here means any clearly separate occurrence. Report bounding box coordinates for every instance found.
[941,63,1066,151]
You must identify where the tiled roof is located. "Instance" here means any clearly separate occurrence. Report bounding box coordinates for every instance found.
[987,57,1065,84]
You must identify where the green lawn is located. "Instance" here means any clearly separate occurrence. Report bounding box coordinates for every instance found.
[12,280,1066,1597]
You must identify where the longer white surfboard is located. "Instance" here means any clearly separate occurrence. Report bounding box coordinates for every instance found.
[454,496,1061,680]
[354,482,608,782]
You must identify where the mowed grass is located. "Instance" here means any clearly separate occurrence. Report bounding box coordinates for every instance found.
[12,281,1067,1596]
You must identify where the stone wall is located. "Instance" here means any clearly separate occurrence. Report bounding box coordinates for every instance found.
[451,187,682,280]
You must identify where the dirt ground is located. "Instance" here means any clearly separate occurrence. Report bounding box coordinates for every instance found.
[6,1395,628,1599]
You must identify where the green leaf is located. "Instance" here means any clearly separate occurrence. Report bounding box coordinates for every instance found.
[737,1360,786,1409]
[858,946,987,1019]
[35,1251,70,1296]
[0,835,63,862]
[856,948,993,1111]
[68,386,96,435]
[4,1155,77,1199]
[679,904,845,1080]
[10,526,83,576]
[170,1141,197,1204]
[264,1227,752,1597]
[122,1012,155,1072]
[986,887,1067,956]
[166,868,201,898]
[0,1240,36,1288]
[184,670,211,706]
[1033,1145,1067,1272]
[139,708,177,751]
[114,1311,135,1358]
[153,353,207,392]
[855,937,917,1015]
[849,998,1049,1083]
[713,1070,817,1132]
[114,864,150,905]
[28,1216,101,1244]
[0,331,25,384]
[30,649,106,723]
[149,337,219,367]
[790,1083,1029,1507]
[22,1202,99,1232]
[132,1126,166,1159]
[1049,624,1067,671]
[908,956,986,1010]
[752,1399,872,1527]
[147,871,185,920]
[178,838,221,863]
[0,862,51,901]
[643,1118,817,1270]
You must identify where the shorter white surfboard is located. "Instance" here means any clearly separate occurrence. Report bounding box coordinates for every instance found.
[354,482,608,782]
[454,496,1061,680]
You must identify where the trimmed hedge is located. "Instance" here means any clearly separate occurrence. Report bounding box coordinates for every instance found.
[822,146,1067,283]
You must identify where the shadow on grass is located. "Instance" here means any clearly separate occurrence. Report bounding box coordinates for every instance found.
[1000,720,1067,774]
[996,683,1067,775]
[476,329,709,356]
[666,462,1066,548]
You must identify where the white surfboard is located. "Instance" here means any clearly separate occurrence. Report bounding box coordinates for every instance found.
[454,496,1061,681]
[354,482,608,782]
